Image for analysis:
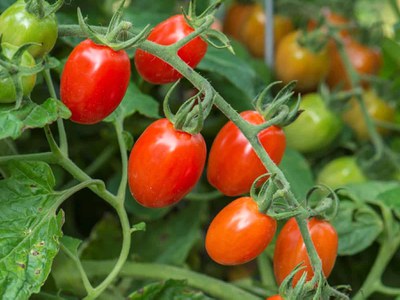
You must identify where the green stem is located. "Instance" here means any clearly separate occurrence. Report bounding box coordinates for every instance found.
[375,283,400,296]
[0,152,56,165]
[185,190,223,201]
[257,252,277,289]
[82,261,262,300]
[115,120,128,200]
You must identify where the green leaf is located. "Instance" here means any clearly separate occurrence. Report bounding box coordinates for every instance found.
[0,98,71,140]
[0,161,64,299]
[333,200,383,256]
[342,181,400,203]
[61,236,82,259]
[279,148,314,200]
[129,279,214,300]
[132,202,206,265]
[377,187,400,218]
[104,82,160,122]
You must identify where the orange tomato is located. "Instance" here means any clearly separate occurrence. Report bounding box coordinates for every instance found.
[223,2,255,40]
[308,9,353,41]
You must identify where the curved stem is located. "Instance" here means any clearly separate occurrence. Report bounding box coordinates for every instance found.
[0,152,56,164]
[375,283,400,296]
[115,120,128,200]
[82,261,261,300]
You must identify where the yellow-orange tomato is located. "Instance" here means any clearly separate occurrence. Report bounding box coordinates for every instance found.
[343,89,395,140]
[275,30,330,92]
[223,2,255,40]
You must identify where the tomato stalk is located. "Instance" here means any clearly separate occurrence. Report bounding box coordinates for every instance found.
[114,119,128,200]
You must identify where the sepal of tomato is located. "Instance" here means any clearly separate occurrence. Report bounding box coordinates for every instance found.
[205,196,277,265]
[134,15,208,84]
[207,110,286,197]
[273,217,338,286]
[60,39,130,124]
[128,118,207,208]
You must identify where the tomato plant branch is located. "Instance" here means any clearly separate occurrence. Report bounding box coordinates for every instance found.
[82,260,262,300]
[257,252,277,289]
[114,120,128,200]
[375,283,400,296]
[0,152,56,164]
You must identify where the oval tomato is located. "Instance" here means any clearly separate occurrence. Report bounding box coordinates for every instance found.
[0,43,36,103]
[60,39,130,124]
[273,217,338,286]
[128,118,206,208]
[284,93,342,153]
[0,0,58,58]
[134,15,208,84]
[343,89,395,140]
[317,156,366,189]
[275,30,330,92]
[205,196,277,265]
[207,110,286,197]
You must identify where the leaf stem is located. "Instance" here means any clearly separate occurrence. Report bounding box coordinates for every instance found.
[114,120,128,200]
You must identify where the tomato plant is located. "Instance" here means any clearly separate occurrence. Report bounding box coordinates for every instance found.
[273,217,338,286]
[0,43,36,103]
[0,0,58,58]
[60,39,130,124]
[284,93,342,153]
[207,110,286,196]
[134,14,208,84]
[128,118,206,208]
[275,30,330,92]
[205,196,277,265]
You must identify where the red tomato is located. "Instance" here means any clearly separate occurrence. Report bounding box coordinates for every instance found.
[205,197,277,265]
[266,295,283,300]
[134,15,208,84]
[60,39,130,124]
[273,218,338,286]
[207,111,286,196]
[128,118,206,208]
[308,9,353,41]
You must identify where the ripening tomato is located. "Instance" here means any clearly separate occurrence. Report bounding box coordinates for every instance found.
[0,0,58,58]
[266,295,283,300]
[0,43,36,103]
[128,118,206,208]
[308,9,353,41]
[326,39,381,90]
[205,197,277,265]
[275,30,330,92]
[134,15,208,84]
[207,110,286,197]
[317,156,366,189]
[223,2,256,40]
[60,39,130,124]
[343,89,395,140]
[273,217,338,286]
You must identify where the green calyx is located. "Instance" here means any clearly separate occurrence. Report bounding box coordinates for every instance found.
[77,0,150,51]
[24,0,63,19]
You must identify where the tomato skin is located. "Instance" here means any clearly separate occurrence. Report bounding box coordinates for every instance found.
[284,93,342,153]
[60,39,130,124]
[0,0,58,58]
[207,111,286,197]
[317,156,366,189]
[205,197,277,265]
[275,31,330,92]
[343,89,395,140]
[223,3,255,40]
[128,118,206,208]
[266,295,283,300]
[134,15,208,84]
[0,43,36,103]
[273,218,338,286]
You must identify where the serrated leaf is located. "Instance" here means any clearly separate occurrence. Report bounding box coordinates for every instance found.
[0,161,65,299]
[105,82,160,122]
[129,279,214,300]
[0,98,71,140]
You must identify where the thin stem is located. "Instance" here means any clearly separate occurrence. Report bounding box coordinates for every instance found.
[0,152,56,165]
[82,261,262,300]
[257,252,277,288]
[185,190,223,201]
[44,125,62,155]
[375,283,400,296]
[115,120,128,200]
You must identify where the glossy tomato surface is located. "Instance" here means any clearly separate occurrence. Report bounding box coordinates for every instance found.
[60,39,130,124]
[223,2,256,40]
[134,15,208,84]
[205,197,277,265]
[128,118,207,208]
[275,31,330,92]
[0,0,58,58]
[266,295,283,300]
[273,217,338,286]
[207,110,286,196]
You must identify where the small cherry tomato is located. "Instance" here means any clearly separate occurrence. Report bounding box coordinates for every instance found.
[0,43,36,103]
[317,156,367,189]
[275,30,330,92]
[284,93,342,153]
[266,295,283,300]
[207,110,286,197]
[134,15,208,84]
[273,217,338,286]
[205,196,277,265]
[0,0,58,58]
[223,2,256,40]
[128,118,206,208]
[343,89,395,140]
[60,39,130,124]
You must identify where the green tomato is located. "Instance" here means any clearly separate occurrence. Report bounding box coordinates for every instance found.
[0,43,37,103]
[0,0,58,58]
[284,93,342,153]
[317,156,367,189]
